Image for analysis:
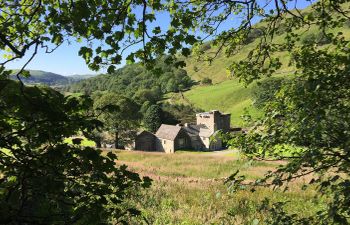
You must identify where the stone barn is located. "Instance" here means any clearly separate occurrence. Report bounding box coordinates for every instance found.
[134,130,156,151]
[155,124,192,153]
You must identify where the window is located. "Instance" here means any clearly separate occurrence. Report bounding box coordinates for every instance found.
[163,140,166,144]
[178,138,185,146]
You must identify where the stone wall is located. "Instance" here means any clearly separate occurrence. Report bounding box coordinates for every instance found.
[196,110,231,132]
[196,112,216,131]
[156,138,175,153]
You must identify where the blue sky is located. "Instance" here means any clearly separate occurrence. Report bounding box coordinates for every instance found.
[4,1,312,76]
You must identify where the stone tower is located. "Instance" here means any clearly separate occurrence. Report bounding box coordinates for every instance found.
[196,110,231,132]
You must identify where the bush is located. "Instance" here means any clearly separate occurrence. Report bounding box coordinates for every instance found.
[315,32,331,45]
[344,19,350,28]
[301,33,316,45]
[276,23,289,35]
[244,28,265,44]
[201,77,213,85]
[301,32,331,45]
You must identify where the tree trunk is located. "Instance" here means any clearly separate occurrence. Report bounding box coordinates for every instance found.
[114,131,119,149]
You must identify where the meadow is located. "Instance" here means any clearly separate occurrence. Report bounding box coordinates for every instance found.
[110,150,323,225]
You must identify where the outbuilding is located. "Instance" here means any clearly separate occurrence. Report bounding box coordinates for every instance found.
[134,130,157,151]
[155,124,192,153]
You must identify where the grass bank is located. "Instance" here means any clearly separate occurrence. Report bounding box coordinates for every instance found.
[166,79,262,126]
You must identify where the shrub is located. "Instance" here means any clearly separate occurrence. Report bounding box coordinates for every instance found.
[344,19,350,28]
[315,32,331,45]
[301,33,316,45]
[201,77,213,85]
[301,32,331,45]
[244,28,265,44]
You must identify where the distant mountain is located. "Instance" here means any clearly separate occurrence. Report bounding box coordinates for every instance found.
[10,70,96,86]
[66,74,97,81]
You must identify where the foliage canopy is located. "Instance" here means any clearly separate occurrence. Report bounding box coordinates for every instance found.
[1,0,350,224]
[0,80,151,224]
[93,92,141,148]
[143,104,162,133]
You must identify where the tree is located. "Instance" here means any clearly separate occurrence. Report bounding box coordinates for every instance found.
[133,88,161,105]
[252,77,284,108]
[166,79,177,92]
[0,80,151,224]
[0,1,200,75]
[85,129,104,148]
[0,2,165,223]
[143,105,162,133]
[65,60,193,102]
[94,93,140,148]
[161,103,202,125]
[140,101,152,115]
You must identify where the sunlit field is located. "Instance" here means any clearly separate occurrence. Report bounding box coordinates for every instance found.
[109,150,323,224]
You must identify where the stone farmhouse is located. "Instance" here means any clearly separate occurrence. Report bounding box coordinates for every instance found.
[132,110,231,153]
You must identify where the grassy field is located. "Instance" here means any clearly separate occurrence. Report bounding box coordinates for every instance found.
[166,79,262,126]
[109,150,323,225]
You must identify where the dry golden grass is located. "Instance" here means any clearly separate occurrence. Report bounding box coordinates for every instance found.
[108,150,323,224]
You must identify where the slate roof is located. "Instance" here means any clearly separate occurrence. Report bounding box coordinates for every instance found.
[183,123,216,138]
[155,124,182,140]
[137,130,156,137]
[183,124,207,136]
[199,127,214,138]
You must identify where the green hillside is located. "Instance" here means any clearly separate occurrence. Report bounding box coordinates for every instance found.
[183,2,350,83]
[67,74,97,81]
[10,70,69,85]
[166,79,261,126]
[177,9,350,125]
